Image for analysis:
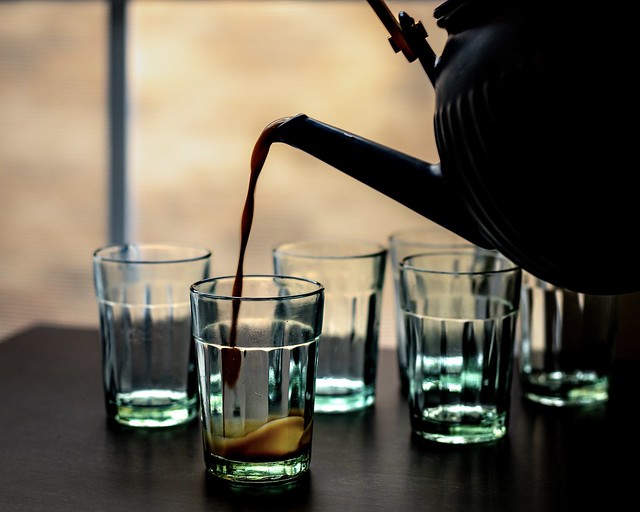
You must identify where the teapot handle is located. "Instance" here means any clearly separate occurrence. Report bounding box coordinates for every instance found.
[366,0,437,85]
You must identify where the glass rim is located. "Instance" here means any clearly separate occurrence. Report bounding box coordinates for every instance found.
[388,228,472,248]
[273,238,387,260]
[93,242,211,265]
[190,274,325,301]
[400,250,520,275]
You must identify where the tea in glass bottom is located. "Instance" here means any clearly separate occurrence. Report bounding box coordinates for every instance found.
[196,339,318,483]
[202,414,313,483]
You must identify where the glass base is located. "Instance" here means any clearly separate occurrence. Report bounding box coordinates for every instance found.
[205,452,311,484]
[108,390,197,428]
[410,404,507,444]
[521,371,609,407]
[314,379,375,413]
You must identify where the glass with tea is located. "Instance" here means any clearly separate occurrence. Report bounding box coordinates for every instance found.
[190,275,324,483]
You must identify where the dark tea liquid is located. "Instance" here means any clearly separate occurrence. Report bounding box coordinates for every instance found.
[224,118,290,386]
[209,118,314,466]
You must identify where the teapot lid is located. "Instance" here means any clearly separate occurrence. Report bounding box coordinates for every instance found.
[435,0,511,32]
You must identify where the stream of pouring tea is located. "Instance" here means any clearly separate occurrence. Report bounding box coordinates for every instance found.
[225,117,289,386]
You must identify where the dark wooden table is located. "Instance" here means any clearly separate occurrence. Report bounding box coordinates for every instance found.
[0,325,636,511]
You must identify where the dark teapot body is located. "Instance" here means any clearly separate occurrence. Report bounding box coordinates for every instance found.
[263,0,639,295]
[432,0,637,294]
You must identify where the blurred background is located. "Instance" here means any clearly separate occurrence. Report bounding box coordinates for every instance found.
[0,0,443,346]
[1,1,638,359]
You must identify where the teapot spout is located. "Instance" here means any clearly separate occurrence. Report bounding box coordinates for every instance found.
[267,114,491,248]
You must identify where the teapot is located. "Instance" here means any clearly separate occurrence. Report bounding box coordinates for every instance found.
[257,0,638,295]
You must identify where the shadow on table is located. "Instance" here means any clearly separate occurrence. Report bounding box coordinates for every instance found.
[204,470,312,504]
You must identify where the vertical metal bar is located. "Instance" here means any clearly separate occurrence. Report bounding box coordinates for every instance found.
[108,0,129,244]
